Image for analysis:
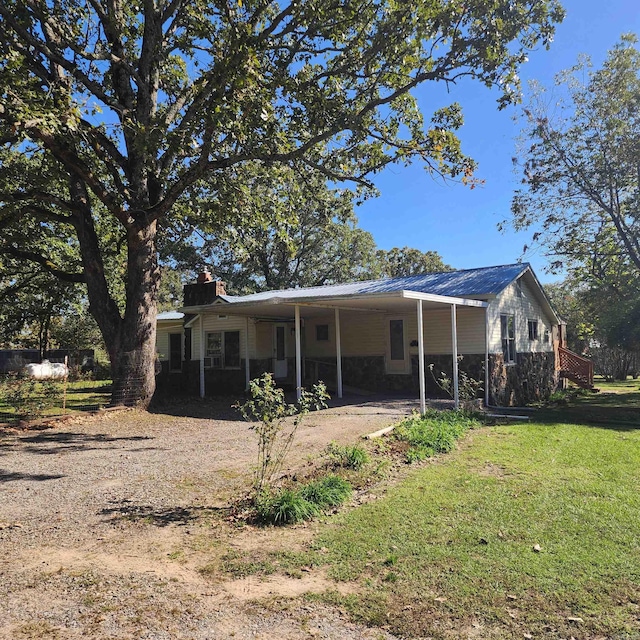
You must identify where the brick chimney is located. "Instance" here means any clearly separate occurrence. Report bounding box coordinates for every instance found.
[183,271,227,306]
[197,268,213,284]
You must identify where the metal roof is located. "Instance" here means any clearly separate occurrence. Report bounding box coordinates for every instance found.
[157,311,184,321]
[219,263,529,304]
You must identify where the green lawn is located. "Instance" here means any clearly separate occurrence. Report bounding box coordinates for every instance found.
[310,381,640,639]
[0,378,112,420]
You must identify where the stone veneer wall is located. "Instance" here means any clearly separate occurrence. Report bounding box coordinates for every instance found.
[154,358,272,398]
[489,352,557,406]
[307,354,485,398]
[155,352,557,406]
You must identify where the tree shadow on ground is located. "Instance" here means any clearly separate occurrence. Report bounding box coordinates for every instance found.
[535,391,640,431]
[0,468,65,482]
[148,397,243,421]
[0,431,156,455]
[100,500,233,526]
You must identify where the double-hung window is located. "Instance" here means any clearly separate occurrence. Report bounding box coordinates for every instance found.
[528,319,539,341]
[205,330,240,369]
[501,314,516,364]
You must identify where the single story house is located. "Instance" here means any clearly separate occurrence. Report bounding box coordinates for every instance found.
[156,263,579,407]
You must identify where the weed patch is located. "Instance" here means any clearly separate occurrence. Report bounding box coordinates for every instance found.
[393,409,482,462]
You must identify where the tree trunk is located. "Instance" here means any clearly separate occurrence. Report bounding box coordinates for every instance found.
[70,170,161,408]
[109,222,160,407]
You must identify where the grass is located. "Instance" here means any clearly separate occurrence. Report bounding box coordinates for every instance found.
[0,378,112,421]
[539,376,640,428]
[302,380,640,639]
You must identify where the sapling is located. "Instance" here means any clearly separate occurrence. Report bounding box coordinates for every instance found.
[237,373,329,496]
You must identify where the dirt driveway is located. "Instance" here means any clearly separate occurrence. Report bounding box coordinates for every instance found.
[0,397,415,639]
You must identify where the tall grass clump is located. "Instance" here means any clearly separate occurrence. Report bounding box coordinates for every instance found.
[256,475,352,525]
[394,409,481,463]
[299,475,352,508]
[324,441,370,470]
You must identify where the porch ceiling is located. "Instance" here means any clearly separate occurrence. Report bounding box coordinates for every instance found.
[182,290,488,320]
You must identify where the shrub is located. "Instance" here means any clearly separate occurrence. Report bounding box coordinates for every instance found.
[394,409,481,463]
[0,375,61,420]
[325,441,370,470]
[299,475,352,508]
[236,373,330,494]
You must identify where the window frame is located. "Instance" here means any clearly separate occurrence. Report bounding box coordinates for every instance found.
[204,330,241,369]
[315,324,329,341]
[168,332,183,372]
[500,314,517,365]
[385,316,411,374]
[528,319,539,341]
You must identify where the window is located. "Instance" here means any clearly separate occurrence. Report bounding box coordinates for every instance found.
[205,330,240,368]
[169,333,182,372]
[500,314,516,363]
[316,324,329,341]
[389,319,405,361]
[528,319,539,341]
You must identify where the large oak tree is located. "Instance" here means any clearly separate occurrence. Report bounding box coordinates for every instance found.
[0,0,563,406]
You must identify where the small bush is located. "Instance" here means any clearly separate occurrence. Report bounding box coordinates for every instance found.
[325,441,370,470]
[0,375,61,420]
[299,474,352,508]
[394,409,481,463]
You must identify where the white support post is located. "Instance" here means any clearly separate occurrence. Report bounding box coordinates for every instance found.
[417,299,426,415]
[295,305,302,401]
[199,314,205,399]
[451,303,459,409]
[245,316,251,391]
[484,307,490,407]
[335,308,343,399]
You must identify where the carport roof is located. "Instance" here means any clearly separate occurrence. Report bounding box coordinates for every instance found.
[180,263,537,320]
[222,262,527,303]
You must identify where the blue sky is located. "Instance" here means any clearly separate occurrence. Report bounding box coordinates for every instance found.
[356,0,640,283]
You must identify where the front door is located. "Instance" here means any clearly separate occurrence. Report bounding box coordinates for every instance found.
[386,317,410,374]
[273,324,288,378]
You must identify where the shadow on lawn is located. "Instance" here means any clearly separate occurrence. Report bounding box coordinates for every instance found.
[0,431,156,455]
[537,390,640,431]
[100,500,232,526]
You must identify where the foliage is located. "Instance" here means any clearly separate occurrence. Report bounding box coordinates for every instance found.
[591,346,639,382]
[0,375,62,420]
[0,0,563,405]
[428,358,484,400]
[237,372,329,494]
[372,247,452,279]
[256,474,352,525]
[324,441,370,471]
[509,35,640,286]
[545,276,640,379]
[393,409,480,462]
[193,164,379,293]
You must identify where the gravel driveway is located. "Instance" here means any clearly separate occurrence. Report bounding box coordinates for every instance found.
[0,397,413,639]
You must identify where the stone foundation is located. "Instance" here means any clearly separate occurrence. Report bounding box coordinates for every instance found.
[489,352,557,406]
[156,351,557,406]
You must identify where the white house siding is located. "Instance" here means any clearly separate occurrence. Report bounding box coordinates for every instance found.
[156,322,183,361]
[488,276,555,354]
[340,312,387,357]
[190,314,255,362]
[301,306,487,361]
[410,307,486,355]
